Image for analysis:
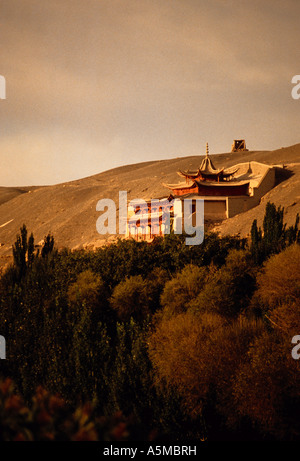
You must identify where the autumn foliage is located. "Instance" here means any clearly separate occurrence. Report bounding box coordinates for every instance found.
[0,202,299,441]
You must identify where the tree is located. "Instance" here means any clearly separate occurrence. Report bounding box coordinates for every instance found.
[109,275,151,322]
[41,233,55,258]
[267,302,300,336]
[160,264,208,317]
[67,269,112,329]
[250,202,299,264]
[108,319,154,428]
[145,267,170,314]
[263,202,285,251]
[233,330,300,440]
[148,310,265,437]
[286,213,300,245]
[255,243,300,310]
[148,311,225,418]
[189,249,257,318]
[72,312,112,406]
[68,270,104,311]
[12,224,35,279]
[250,219,263,265]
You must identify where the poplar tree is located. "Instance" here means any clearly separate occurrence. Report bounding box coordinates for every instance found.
[12,224,35,279]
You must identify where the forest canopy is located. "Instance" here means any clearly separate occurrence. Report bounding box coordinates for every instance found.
[0,202,299,441]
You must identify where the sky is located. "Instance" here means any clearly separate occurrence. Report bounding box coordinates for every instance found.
[0,0,300,186]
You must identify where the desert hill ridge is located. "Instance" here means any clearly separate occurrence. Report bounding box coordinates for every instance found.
[0,142,299,266]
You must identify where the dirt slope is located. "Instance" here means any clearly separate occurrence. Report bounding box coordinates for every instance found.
[0,143,299,266]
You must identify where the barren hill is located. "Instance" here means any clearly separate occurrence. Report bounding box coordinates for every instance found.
[0,143,299,266]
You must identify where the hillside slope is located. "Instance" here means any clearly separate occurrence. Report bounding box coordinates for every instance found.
[0,143,299,266]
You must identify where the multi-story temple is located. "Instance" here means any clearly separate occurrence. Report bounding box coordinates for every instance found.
[125,144,279,241]
[126,196,175,240]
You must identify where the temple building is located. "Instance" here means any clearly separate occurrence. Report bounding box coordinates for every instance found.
[125,144,279,241]
[126,196,175,241]
[163,143,246,196]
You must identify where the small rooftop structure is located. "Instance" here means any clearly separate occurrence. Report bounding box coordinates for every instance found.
[231,139,248,152]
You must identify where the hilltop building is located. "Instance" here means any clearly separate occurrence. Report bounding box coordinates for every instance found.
[125,144,279,241]
[231,139,248,152]
[163,143,246,197]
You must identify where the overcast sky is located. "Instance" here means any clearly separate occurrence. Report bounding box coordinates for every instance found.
[0,0,299,186]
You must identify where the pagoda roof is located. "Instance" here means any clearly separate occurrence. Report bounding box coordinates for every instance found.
[177,169,199,179]
[178,153,239,179]
[194,179,250,187]
[199,152,220,173]
[162,181,197,191]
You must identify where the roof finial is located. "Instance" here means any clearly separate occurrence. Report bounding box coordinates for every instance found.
[206,142,209,157]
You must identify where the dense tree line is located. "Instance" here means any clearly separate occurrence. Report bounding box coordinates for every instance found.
[0,202,299,441]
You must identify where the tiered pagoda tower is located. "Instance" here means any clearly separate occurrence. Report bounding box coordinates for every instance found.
[164,143,249,197]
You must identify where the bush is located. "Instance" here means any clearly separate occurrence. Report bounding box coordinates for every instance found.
[160,264,208,317]
[148,311,226,417]
[189,249,257,318]
[67,270,104,309]
[1,222,299,441]
[110,275,151,322]
[255,244,300,310]
[0,378,145,441]
[148,310,265,434]
[233,331,300,440]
